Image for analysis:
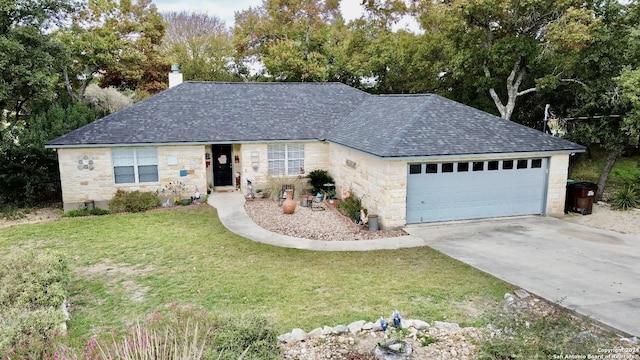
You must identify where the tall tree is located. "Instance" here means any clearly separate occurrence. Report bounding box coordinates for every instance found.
[413,0,600,120]
[0,96,98,206]
[233,0,341,81]
[161,11,239,81]
[0,0,73,129]
[559,0,640,200]
[57,0,167,100]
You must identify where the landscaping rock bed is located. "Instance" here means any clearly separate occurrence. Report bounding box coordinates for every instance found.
[279,291,640,360]
[244,199,407,240]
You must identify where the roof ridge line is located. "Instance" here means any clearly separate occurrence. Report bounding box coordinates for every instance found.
[380,96,435,156]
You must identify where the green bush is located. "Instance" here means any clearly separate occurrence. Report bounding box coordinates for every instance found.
[307,169,335,194]
[0,250,69,309]
[611,186,639,210]
[208,315,280,360]
[0,250,69,359]
[63,208,110,217]
[109,189,161,213]
[337,194,363,220]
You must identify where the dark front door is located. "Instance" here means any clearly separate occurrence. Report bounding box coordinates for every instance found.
[213,145,233,186]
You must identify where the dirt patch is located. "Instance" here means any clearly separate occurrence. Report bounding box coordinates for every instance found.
[563,202,640,235]
[0,208,63,229]
[75,259,154,303]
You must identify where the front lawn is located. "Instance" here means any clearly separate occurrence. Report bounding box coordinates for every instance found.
[0,206,511,349]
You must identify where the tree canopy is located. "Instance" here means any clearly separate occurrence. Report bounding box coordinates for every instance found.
[2,0,640,206]
[161,11,239,81]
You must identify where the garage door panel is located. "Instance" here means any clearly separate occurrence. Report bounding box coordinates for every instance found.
[406,159,547,223]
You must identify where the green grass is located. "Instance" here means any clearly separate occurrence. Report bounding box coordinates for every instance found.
[0,206,511,350]
[570,149,640,198]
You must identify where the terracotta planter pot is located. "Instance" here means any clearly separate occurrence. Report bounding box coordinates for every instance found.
[282,189,296,214]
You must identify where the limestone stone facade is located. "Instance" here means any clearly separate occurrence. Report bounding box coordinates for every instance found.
[545,153,571,216]
[58,141,570,228]
[57,145,207,212]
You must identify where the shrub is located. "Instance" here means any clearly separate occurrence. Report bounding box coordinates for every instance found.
[611,186,638,210]
[66,304,280,360]
[0,250,69,310]
[1,306,66,359]
[109,190,161,213]
[0,250,69,359]
[262,176,308,200]
[477,303,604,359]
[208,314,280,360]
[63,208,110,217]
[307,169,335,194]
[338,194,363,220]
[0,204,25,220]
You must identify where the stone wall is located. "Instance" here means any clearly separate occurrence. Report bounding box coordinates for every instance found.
[328,144,407,229]
[57,145,207,212]
[546,153,571,215]
[236,141,330,193]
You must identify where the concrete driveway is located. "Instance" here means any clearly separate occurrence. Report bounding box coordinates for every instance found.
[405,216,640,337]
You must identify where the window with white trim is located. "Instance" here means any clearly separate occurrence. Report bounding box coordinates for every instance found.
[268,144,305,176]
[112,148,158,184]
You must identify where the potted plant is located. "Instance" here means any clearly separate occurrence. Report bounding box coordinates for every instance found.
[326,189,338,205]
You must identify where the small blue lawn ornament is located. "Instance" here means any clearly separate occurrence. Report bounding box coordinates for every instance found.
[392,310,402,328]
[380,317,388,331]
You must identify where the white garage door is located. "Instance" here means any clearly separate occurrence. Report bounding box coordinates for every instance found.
[406,158,548,223]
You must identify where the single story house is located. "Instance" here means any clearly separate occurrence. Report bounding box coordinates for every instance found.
[46,78,585,228]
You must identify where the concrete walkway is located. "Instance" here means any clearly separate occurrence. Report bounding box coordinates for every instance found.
[208,191,429,251]
[208,191,640,337]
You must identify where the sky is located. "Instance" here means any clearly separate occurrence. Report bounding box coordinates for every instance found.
[152,0,366,26]
[152,0,420,31]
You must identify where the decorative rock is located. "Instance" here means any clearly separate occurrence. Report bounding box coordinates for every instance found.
[362,322,375,330]
[514,289,530,299]
[434,321,461,330]
[291,328,308,342]
[374,340,412,360]
[278,332,293,343]
[348,320,366,333]
[332,324,349,334]
[321,325,333,335]
[308,327,323,338]
[504,292,517,305]
[373,318,384,331]
[411,319,430,330]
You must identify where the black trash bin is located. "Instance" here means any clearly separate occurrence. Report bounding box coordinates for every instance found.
[565,179,579,213]
[567,181,598,215]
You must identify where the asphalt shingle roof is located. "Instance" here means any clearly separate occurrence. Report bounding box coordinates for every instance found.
[47,82,585,157]
[330,94,585,157]
[48,82,368,145]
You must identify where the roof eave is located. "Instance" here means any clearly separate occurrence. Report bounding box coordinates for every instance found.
[44,138,325,149]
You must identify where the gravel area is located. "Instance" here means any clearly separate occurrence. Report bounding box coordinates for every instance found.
[563,202,640,235]
[244,199,407,240]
